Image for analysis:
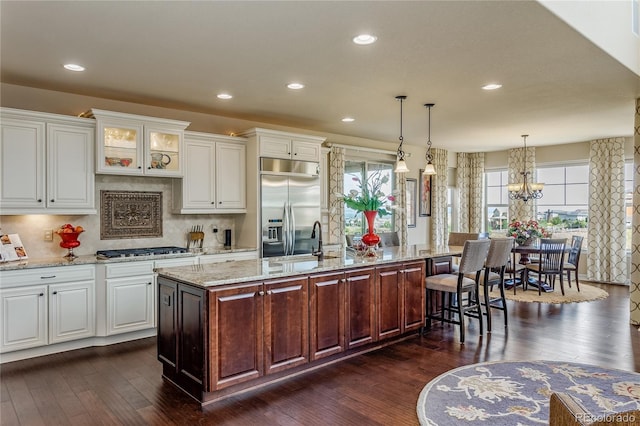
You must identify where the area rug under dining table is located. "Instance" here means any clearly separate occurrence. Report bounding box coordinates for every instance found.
[416,360,640,425]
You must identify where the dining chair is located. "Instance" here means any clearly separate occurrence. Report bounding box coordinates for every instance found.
[563,235,583,291]
[378,231,400,247]
[505,244,527,295]
[525,238,567,296]
[465,237,514,332]
[425,239,491,343]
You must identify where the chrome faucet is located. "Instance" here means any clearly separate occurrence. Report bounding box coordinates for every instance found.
[311,221,323,260]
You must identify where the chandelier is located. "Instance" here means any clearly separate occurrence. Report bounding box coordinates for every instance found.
[507,134,543,203]
[422,103,436,175]
[393,95,409,173]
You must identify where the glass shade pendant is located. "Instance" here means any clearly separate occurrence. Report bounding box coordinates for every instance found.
[422,103,436,175]
[394,95,409,173]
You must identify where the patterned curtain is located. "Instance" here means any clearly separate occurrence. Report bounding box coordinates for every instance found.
[456,152,485,233]
[587,138,627,283]
[508,146,536,221]
[328,146,345,245]
[394,173,407,245]
[632,99,640,325]
[431,148,449,248]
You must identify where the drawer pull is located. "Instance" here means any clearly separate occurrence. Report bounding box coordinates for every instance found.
[40,275,56,279]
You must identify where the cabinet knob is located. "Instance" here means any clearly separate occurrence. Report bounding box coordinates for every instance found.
[266,290,272,295]
[219,201,222,204]
[147,166,151,170]
[52,291,58,295]
[258,291,265,296]
[39,293,44,297]
[211,201,215,204]
[294,152,297,156]
[50,199,55,202]
[138,166,142,169]
[148,282,152,285]
[37,199,42,203]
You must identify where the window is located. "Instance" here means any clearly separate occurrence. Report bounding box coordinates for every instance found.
[485,169,509,236]
[344,160,394,236]
[535,164,588,246]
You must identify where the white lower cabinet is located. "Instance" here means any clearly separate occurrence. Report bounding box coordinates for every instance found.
[103,261,155,335]
[0,285,48,352]
[49,281,95,344]
[0,265,95,353]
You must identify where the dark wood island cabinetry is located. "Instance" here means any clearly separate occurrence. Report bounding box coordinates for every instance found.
[156,246,461,404]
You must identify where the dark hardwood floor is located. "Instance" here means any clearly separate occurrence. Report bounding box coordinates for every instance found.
[2,282,638,425]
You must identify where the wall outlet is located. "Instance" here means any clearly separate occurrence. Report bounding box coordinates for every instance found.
[212,226,218,233]
[44,229,53,241]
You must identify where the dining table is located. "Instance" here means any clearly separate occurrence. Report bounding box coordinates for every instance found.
[506,244,569,292]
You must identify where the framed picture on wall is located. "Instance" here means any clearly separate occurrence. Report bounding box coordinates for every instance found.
[406,178,417,227]
[419,171,432,217]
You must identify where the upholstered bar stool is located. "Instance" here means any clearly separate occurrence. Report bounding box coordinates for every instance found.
[465,237,514,332]
[425,239,491,343]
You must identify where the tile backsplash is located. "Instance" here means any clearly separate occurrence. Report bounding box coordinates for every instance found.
[0,175,240,259]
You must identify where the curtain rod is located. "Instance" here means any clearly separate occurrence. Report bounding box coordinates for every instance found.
[324,142,404,157]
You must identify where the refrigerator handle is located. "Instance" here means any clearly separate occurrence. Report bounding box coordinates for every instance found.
[289,203,296,255]
[282,203,289,255]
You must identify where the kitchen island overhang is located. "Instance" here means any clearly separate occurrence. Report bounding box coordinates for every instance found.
[155,245,462,405]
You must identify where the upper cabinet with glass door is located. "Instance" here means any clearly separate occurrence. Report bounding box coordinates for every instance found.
[91,109,190,177]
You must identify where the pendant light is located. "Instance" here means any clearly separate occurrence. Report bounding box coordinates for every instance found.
[507,134,544,203]
[422,103,436,175]
[394,95,409,173]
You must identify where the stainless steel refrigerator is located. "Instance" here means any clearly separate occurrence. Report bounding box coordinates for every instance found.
[260,158,321,257]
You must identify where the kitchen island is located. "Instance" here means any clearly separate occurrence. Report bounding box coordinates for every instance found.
[155,245,462,404]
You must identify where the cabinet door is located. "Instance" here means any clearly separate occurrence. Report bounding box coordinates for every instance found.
[49,280,95,344]
[345,267,376,349]
[264,277,309,374]
[209,283,263,390]
[376,265,402,341]
[96,118,144,175]
[291,140,320,161]
[215,142,246,210]
[144,126,183,177]
[259,135,291,159]
[157,278,177,369]
[0,286,47,353]
[0,118,45,210]
[309,272,344,361]
[177,284,205,391]
[106,275,154,335]
[401,261,425,332]
[180,138,215,210]
[47,123,95,212]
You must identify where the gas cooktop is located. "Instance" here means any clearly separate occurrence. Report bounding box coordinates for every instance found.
[96,246,188,259]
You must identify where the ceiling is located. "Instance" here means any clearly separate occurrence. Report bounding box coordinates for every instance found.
[2,1,639,153]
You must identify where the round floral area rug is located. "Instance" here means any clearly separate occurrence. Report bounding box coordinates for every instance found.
[416,360,640,425]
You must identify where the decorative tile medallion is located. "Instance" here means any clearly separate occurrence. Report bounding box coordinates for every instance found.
[100,191,162,239]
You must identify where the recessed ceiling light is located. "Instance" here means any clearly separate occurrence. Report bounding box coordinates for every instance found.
[353,34,377,45]
[482,83,502,90]
[341,117,355,123]
[287,82,305,90]
[63,64,85,72]
[217,93,233,99]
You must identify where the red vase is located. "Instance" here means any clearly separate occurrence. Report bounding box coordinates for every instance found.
[361,210,380,247]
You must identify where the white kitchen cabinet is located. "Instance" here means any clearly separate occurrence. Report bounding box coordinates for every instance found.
[240,128,325,162]
[320,147,330,211]
[0,285,48,352]
[0,109,96,215]
[49,280,95,344]
[198,250,258,264]
[91,109,190,177]
[0,264,96,353]
[172,131,247,214]
[104,261,155,335]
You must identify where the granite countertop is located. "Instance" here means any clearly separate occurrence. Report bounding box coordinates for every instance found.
[0,247,257,272]
[156,245,464,288]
